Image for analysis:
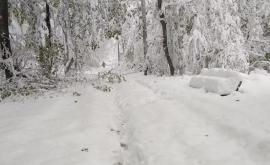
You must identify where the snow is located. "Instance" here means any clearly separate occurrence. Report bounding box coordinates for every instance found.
[200,68,242,80]
[116,73,270,165]
[0,86,120,165]
[190,68,243,95]
[1,71,270,165]
[93,38,119,69]
[250,61,270,73]
[190,75,237,95]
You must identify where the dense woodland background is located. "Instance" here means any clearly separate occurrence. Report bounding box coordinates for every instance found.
[0,0,270,89]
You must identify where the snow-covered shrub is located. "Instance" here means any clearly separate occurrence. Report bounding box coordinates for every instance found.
[0,88,13,100]
[91,71,126,93]
[98,71,126,84]
[249,68,269,76]
[73,91,81,97]
[91,71,126,92]
[92,83,112,92]
[249,61,270,74]
[38,39,64,78]
[0,78,38,101]
[0,74,62,101]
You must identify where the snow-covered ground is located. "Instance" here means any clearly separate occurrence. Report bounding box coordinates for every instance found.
[0,85,120,165]
[1,71,270,165]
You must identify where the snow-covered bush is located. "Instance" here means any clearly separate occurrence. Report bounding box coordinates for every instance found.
[73,91,82,97]
[98,71,126,84]
[249,61,270,74]
[92,83,112,92]
[91,71,126,92]
[0,73,72,101]
[0,78,39,101]
[38,39,64,78]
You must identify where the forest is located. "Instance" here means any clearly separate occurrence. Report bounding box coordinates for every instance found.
[1,0,269,81]
[0,0,270,165]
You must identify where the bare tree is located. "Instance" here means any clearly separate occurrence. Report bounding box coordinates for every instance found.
[157,0,175,76]
[0,0,13,79]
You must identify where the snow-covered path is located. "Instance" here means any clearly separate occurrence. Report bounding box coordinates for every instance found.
[0,86,121,165]
[1,72,270,165]
[115,73,270,165]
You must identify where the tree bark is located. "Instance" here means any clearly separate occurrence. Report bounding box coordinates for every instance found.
[65,57,74,75]
[157,0,175,76]
[45,1,52,46]
[141,0,149,75]
[0,0,13,79]
[141,0,148,59]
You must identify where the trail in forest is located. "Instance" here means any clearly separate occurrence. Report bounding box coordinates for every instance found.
[1,73,270,165]
[113,73,270,165]
[0,85,121,165]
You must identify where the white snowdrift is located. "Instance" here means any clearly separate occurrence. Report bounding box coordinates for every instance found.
[189,68,243,95]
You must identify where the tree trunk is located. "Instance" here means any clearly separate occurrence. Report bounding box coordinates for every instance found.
[45,1,52,46]
[141,0,148,59]
[157,0,175,76]
[65,57,74,75]
[118,38,120,65]
[0,0,13,79]
[141,0,149,75]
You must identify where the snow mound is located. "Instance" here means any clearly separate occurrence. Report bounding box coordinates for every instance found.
[189,68,243,95]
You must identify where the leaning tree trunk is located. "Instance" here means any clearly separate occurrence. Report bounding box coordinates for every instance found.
[141,0,149,75]
[157,0,175,76]
[0,0,13,79]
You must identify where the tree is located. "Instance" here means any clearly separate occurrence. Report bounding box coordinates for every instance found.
[157,0,175,76]
[141,0,148,75]
[0,0,13,79]
[45,0,52,46]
